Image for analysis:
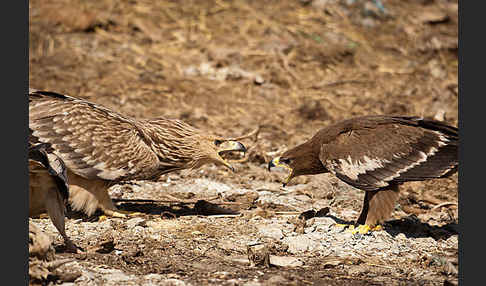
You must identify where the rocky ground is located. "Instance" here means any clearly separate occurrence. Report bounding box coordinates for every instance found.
[29,0,458,285]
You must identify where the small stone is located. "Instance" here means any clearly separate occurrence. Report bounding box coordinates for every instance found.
[98,218,113,229]
[213,271,230,279]
[142,274,164,284]
[29,222,54,260]
[126,217,146,228]
[218,240,245,252]
[395,233,407,240]
[254,75,265,85]
[247,243,270,267]
[294,194,311,202]
[313,217,336,231]
[257,225,284,240]
[283,235,320,254]
[231,255,251,265]
[269,256,304,267]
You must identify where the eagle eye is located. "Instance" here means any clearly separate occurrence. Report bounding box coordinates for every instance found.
[214,140,223,146]
[280,158,291,164]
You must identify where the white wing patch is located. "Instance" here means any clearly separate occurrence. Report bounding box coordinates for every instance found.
[337,155,390,180]
[436,132,450,147]
[381,151,428,182]
[332,144,441,185]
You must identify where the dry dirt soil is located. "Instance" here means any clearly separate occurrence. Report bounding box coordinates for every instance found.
[29,0,458,285]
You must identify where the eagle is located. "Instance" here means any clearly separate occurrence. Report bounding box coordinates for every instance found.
[268,115,458,234]
[29,143,78,252]
[29,89,247,218]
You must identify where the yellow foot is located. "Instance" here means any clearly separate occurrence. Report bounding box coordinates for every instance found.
[39,213,50,219]
[99,210,143,220]
[334,223,349,228]
[347,224,383,235]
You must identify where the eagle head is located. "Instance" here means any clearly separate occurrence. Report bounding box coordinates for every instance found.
[198,137,247,172]
[268,141,326,187]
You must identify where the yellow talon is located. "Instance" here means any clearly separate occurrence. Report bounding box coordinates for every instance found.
[346,224,383,235]
[102,210,143,219]
[98,215,109,221]
[334,223,349,228]
[129,212,144,217]
[357,225,370,234]
[372,225,383,231]
[334,223,383,234]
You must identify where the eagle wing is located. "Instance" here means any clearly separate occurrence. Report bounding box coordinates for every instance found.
[319,117,458,191]
[28,143,69,201]
[29,90,160,181]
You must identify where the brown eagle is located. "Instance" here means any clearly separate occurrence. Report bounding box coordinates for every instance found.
[29,89,247,218]
[29,143,78,252]
[268,115,458,233]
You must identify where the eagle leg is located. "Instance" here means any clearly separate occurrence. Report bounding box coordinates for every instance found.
[44,188,79,253]
[352,185,400,234]
[68,172,142,218]
[333,185,400,234]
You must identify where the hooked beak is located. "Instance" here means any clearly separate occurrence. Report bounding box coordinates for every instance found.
[217,141,247,155]
[217,140,247,172]
[268,157,294,187]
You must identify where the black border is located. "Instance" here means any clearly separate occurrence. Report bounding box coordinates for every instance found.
[1,0,29,284]
[458,0,476,285]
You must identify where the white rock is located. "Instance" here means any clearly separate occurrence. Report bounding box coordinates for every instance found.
[101,269,133,283]
[283,235,320,254]
[257,225,284,240]
[269,256,304,267]
[126,217,146,228]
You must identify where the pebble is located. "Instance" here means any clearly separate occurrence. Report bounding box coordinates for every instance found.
[269,256,304,267]
[257,225,284,240]
[126,217,147,228]
[283,235,320,254]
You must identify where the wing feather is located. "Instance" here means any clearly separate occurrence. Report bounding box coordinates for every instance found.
[320,117,458,191]
[29,90,160,181]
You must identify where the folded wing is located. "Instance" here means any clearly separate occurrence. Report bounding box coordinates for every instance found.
[319,116,458,191]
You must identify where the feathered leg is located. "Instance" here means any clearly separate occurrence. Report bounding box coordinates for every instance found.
[351,184,400,234]
[67,171,140,218]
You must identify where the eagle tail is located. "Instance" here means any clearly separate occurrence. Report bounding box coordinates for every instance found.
[28,144,70,202]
